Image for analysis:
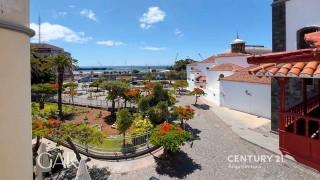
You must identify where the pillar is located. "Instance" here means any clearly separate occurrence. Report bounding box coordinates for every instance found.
[0,1,35,180]
[277,77,288,152]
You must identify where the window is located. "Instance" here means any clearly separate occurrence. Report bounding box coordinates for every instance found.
[206,67,210,70]
[297,27,320,49]
[219,74,224,80]
[191,67,194,70]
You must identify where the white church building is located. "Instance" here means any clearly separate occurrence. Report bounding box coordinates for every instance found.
[187,36,272,118]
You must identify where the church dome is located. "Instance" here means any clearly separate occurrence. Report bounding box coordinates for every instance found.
[231,38,246,44]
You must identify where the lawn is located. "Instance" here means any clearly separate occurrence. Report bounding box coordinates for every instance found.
[32,102,85,118]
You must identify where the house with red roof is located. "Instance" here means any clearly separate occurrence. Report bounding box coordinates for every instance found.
[186,36,272,118]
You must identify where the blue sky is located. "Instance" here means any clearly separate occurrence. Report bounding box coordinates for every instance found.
[30,0,273,66]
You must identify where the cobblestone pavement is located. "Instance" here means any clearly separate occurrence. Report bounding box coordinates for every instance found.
[110,95,320,180]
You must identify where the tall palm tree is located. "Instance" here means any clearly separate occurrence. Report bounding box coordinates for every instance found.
[42,52,77,119]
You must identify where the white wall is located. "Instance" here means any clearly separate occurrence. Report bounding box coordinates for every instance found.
[220,81,271,119]
[197,63,215,75]
[286,0,320,50]
[215,56,249,67]
[205,88,221,106]
[206,70,235,89]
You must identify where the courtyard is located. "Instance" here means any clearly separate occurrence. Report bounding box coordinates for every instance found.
[45,95,320,180]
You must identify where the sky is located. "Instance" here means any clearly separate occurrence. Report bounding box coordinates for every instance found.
[30,0,273,66]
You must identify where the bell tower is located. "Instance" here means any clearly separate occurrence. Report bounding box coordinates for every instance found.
[231,32,246,53]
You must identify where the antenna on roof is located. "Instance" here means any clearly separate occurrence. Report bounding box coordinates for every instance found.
[237,30,239,39]
[38,13,42,44]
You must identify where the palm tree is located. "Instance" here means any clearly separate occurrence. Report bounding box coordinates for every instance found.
[100,81,130,115]
[42,52,77,119]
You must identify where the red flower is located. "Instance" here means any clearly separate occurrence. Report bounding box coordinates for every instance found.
[34,121,41,128]
[161,123,171,132]
[51,83,59,88]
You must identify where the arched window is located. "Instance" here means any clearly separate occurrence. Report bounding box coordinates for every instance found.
[219,74,224,80]
[297,27,320,49]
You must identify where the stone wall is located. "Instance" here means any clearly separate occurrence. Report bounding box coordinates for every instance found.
[272,0,287,52]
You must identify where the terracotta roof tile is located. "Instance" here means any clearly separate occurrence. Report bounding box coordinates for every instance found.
[199,76,207,81]
[305,32,320,47]
[221,66,271,84]
[249,61,320,78]
[208,63,243,71]
[199,56,215,63]
[187,62,199,66]
[217,52,250,57]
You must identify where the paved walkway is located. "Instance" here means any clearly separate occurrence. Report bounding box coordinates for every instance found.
[199,96,284,158]
[39,95,320,179]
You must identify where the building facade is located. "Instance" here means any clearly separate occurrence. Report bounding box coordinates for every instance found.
[271,0,320,131]
[187,36,272,118]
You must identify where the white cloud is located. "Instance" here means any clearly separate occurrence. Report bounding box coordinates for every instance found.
[30,22,92,43]
[96,40,127,47]
[139,7,166,29]
[80,9,98,22]
[141,46,166,51]
[69,5,76,8]
[174,28,184,37]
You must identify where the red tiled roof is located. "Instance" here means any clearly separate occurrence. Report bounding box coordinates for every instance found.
[191,69,201,72]
[199,56,216,63]
[249,61,320,78]
[220,66,271,84]
[199,76,207,81]
[305,31,320,47]
[187,62,199,66]
[208,63,243,71]
[247,47,320,78]
[217,52,250,57]
[247,48,320,64]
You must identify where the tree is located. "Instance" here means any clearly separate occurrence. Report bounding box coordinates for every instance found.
[32,118,60,155]
[123,89,141,108]
[89,77,105,92]
[174,80,188,94]
[144,72,155,82]
[148,101,170,124]
[138,96,150,118]
[190,88,206,105]
[42,52,77,119]
[150,122,193,158]
[178,70,187,80]
[116,109,134,147]
[100,81,130,115]
[166,70,177,85]
[172,106,195,128]
[168,59,196,72]
[53,123,105,161]
[149,83,171,106]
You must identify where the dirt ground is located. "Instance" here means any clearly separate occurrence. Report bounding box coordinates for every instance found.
[65,107,134,136]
